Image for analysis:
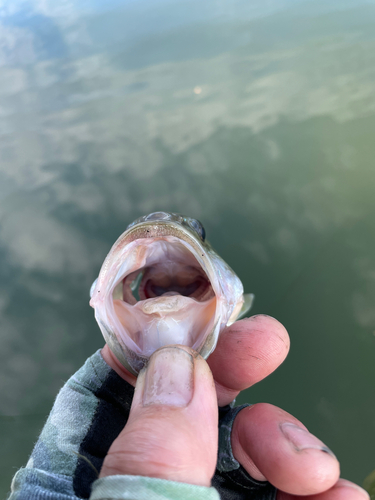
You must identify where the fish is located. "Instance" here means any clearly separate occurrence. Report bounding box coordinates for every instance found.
[89,211,254,375]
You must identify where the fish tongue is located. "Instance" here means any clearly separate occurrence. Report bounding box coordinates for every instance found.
[135,294,193,315]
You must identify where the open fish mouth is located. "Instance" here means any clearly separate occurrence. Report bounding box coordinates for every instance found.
[110,235,217,357]
[90,212,251,374]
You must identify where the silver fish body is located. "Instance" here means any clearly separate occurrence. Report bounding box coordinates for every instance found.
[90,212,253,374]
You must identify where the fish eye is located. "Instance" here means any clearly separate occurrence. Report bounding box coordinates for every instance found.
[188,219,206,241]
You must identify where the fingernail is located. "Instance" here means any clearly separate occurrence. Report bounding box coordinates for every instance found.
[143,347,194,407]
[280,423,336,458]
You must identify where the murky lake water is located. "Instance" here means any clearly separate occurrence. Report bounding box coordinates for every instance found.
[1,0,375,496]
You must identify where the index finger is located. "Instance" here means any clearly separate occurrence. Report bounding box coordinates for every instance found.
[207,315,290,406]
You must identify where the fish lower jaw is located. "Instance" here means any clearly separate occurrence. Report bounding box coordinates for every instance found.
[113,294,217,358]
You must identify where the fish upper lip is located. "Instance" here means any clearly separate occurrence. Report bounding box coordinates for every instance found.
[124,219,203,243]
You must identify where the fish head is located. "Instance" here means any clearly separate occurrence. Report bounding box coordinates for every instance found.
[90,211,253,374]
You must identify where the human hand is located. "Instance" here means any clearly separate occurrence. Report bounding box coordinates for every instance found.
[100,315,369,499]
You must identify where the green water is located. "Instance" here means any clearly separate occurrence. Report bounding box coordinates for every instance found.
[1,0,375,496]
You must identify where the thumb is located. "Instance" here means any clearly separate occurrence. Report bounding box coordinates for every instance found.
[100,345,219,487]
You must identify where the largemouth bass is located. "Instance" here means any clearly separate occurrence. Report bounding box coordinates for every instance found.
[90,212,253,375]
